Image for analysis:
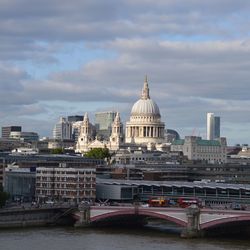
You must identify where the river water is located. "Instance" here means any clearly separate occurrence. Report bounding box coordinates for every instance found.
[1,225,250,250]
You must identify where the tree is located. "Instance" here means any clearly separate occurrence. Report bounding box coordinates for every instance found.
[0,185,9,208]
[84,148,111,160]
[51,148,64,154]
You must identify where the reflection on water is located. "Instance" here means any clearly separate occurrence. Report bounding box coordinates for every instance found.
[0,224,250,250]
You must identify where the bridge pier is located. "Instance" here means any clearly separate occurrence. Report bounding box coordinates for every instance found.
[181,206,203,238]
[74,206,91,228]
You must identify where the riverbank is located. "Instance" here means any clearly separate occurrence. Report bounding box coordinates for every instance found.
[0,206,75,228]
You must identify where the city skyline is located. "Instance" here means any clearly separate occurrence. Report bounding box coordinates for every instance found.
[0,1,250,145]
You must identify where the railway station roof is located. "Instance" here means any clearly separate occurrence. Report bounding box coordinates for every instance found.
[97,178,250,191]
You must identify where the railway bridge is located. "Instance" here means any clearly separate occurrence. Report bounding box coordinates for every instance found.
[73,205,250,238]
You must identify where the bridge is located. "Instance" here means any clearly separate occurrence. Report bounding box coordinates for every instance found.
[73,205,250,238]
[1,204,250,238]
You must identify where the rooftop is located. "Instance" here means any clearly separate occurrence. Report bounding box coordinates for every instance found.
[97,178,250,191]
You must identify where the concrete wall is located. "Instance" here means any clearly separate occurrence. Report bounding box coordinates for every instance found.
[0,207,72,228]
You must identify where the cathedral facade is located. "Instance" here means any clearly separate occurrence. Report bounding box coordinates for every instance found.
[125,77,165,145]
[76,77,166,153]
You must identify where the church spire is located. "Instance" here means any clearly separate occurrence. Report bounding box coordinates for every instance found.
[141,75,150,100]
[114,112,121,123]
[83,112,89,122]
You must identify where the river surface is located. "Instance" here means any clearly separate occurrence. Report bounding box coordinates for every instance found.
[1,225,250,250]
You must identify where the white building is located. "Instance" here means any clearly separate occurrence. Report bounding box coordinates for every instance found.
[126,77,165,145]
[71,121,83,142]
[76,112,123,153]
[171,136,227,163]
[207,113,220,140]
[53,117,72,140]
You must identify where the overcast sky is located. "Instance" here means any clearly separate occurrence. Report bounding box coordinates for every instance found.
[0,0,250,145]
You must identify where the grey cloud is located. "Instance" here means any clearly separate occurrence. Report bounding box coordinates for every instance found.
[0,65,35,105]
[1,0,250,64]
[2,39,250,105]
[0,0,250,144]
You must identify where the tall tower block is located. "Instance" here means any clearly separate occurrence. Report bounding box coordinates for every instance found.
[207,113,220,140]
[207,113,214,140]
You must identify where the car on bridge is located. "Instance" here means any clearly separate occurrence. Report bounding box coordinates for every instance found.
[231,202,246,210]
[148,197,169,207]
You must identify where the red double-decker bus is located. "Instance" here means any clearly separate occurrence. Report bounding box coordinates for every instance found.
[177,197,201,208]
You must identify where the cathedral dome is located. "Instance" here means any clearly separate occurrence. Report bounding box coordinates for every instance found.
[131,99,160,116]
[130,77,161,117]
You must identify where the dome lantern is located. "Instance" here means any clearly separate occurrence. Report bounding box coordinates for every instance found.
[141,75,150,100]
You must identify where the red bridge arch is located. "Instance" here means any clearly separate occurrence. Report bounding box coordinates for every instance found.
[90,208,187,227]
[201,215,250,230]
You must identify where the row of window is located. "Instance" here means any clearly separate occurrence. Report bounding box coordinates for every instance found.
[37,170,94,175]
[37,183,94,188]
[36,190,95,196]
[37,177,95,181]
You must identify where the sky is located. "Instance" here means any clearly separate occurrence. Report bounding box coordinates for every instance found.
[0,0,250,146]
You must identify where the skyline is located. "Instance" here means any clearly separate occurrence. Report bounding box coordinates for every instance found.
[0,0,250,145]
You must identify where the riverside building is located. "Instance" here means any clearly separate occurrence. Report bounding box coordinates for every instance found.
[0,153,104,203]
[36,163,96,203]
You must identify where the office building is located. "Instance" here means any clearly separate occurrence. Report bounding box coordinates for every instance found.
[4,166,36,202]
[214,116,220,139]
[95,111,116,140]
[207,113,220,140]
[20,132,39,142]
[9,131,21,140]
[71,121,83,142]
[36,162,96,203]
[171,136,227,163]
[67,116,84,141]
[1,126,22,139]
[0,138,30,152]
[67,115,84,123]
[53,117,72,140]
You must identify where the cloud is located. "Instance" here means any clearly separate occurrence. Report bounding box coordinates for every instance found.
[1,0,250,63]
[0,1,250,144]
